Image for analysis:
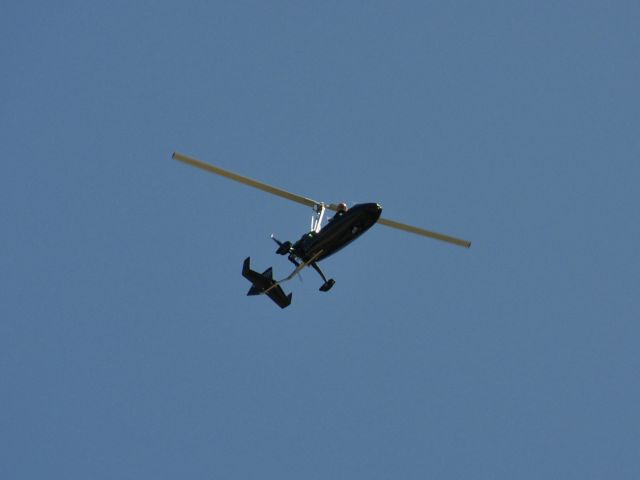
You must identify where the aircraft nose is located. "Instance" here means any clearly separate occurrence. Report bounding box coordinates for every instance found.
[369,202,383,220]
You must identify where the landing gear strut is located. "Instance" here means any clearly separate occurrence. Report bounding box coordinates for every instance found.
[287,255,335,292]
[311,262,335,292]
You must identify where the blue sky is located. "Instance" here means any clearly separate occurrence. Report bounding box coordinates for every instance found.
[2,1,639,478]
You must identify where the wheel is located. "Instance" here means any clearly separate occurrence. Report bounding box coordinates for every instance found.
[319,279,335,292]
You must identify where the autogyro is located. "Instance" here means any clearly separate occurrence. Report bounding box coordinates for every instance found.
[173,152,470,308]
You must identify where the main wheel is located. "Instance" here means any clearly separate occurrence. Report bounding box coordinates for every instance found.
[319,279,335,292]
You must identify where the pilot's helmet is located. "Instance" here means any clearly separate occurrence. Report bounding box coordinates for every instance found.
[337,202,348,213]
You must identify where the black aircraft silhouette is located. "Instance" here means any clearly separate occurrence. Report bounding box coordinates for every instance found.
[173,152,470,308]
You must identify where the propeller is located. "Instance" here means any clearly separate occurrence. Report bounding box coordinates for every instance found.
[172,152,471,248]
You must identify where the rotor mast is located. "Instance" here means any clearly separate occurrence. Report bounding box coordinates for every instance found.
[311,204,326,233]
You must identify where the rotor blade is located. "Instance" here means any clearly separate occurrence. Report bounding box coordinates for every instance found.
[172,152,321,208]
[377,217,471,248]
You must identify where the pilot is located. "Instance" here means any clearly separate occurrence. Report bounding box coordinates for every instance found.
[331,202,348,220]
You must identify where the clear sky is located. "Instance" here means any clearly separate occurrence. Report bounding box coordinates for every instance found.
[2,1,639,478]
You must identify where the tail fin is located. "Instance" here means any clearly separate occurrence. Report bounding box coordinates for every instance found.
[247,285,262,296]
[241,256,292,309]
[242,257,252,277]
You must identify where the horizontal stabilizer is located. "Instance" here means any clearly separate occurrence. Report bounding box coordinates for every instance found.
[241,257,292,309]
[247,286,262,296]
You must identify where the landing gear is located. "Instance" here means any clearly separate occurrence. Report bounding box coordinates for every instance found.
[272,235,335,292]
[319,279,335,292]
[286,254,335,291]
[311,262,335,292]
